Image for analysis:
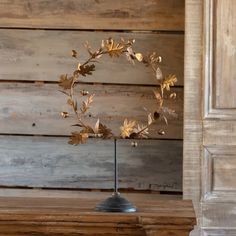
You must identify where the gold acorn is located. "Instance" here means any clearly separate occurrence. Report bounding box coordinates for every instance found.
[131,141,138,147]
[80,90,89,96]
[158,129,165,135]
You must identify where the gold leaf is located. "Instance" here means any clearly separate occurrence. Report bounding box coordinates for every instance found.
[67,98,73,106]
[156,67,163,80]
[125,46,136,64]
[80,126,95,134]
[94,119,100,133]
[105,38,125,57]
[98,122,113,139]
[59,74,73,90]
[68,132,88,145]
[153,90,163,107]
[162,115,168,125]
[120,119,136,138]
[77,64,95,77]
[134,124,149,138]
[169,92,177,99]
[84,41,93,56]
[162,75,177,91]
[161,107,178,118]
[67,98,77,112]
[135,53,143,62]
[148,113,153,125]
[80,94,95,114]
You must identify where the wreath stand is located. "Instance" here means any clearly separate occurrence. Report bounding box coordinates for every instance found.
[95,138,137,212]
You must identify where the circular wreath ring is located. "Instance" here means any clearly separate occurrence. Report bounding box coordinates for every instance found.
[58,38,177,145]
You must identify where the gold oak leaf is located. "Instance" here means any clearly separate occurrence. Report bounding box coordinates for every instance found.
[84,41,94,56]
[120,119,136,138]
[59,74,73,90]
[77,64,95,77]
[80,126,95,134]
[80,94,95,114]
[93,119,112,138]
[68,132,89,145]
[134,124,149,138]
[105,38,125,57]
[98,122,113,139]
[148,113,153,125]
[161,107,178,118]
[125,47,136,64]
[156,67,163,80]
[94,119,100,134]
[67,98,78,112]
[153,90,163,107]
[162,75,177,91]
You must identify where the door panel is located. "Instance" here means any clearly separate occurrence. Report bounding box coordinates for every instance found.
[214,0,236,109]
[185,0,236,235]
[202,0,236,234]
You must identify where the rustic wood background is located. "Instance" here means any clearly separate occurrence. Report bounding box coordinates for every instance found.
[0,0,184,192]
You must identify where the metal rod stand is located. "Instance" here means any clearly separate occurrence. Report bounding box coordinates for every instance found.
[95,138,137,212]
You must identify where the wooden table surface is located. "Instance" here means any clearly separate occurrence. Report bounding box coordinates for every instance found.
[0,191,196,236]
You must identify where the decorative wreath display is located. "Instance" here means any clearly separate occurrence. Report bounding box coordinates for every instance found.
[59,38,177,145]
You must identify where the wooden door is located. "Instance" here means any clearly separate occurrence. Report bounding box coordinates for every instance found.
[184,0,236,235]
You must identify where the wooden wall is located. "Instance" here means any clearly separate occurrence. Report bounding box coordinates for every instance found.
[0,0,185,193]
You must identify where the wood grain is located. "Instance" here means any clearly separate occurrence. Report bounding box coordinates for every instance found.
[0,82,183,139]
[194,0,236,235]
[183,0,202,218]
[213,156,236,191]
[202,229,236,236]
[0,136,182,191]
[213,0,236,109]
[0,194,195,236]
[0,29,184,86]
[202,202,236,228]
[0,0,185,31]
[202,146,236,202]
[203,120,236,146]
[0,189,182,199]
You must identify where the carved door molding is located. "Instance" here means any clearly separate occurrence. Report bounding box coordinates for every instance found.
[184,0,236,235]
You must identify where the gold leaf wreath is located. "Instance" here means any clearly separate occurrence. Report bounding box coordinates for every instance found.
[59,38,177,145]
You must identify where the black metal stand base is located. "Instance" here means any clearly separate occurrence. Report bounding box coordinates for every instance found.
[95,192,137,213]
[95,139,136,213]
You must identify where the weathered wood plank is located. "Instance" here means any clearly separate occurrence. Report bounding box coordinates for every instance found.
[0,82,183,139]
[0,0,185,31]
[0,136,182,191]
[0,195,195,236]
[183,0,203,221]
[0,189,182,199]
[0,29,184,86]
